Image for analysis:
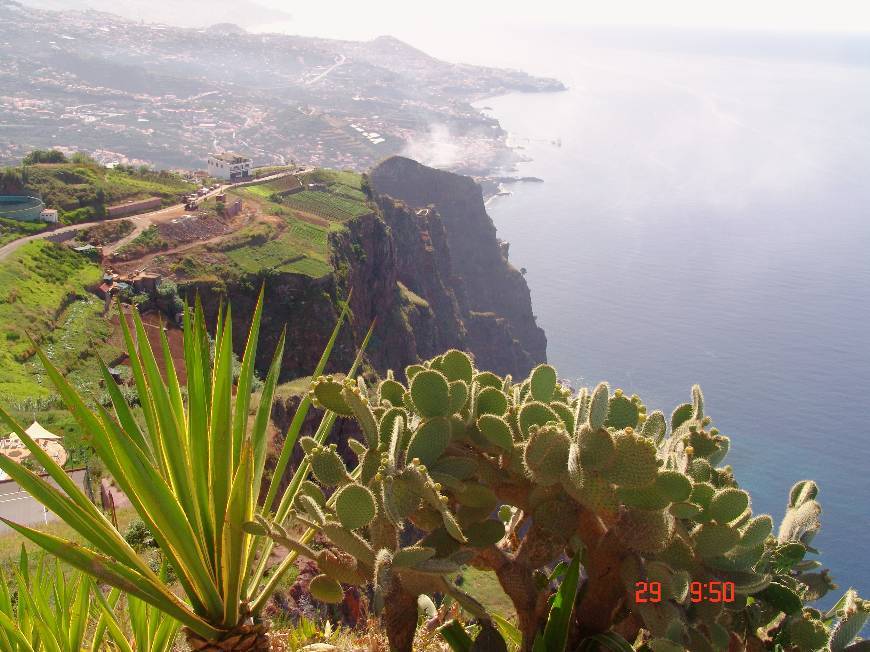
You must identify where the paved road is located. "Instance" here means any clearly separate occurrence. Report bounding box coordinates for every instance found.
[0,170,302,263]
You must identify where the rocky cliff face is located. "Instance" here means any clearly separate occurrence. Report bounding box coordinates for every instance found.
[189,157,546,382]
[368,156,547,375]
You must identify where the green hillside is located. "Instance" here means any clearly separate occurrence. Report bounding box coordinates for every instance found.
[0,153,194,225]
[0,240,115,404]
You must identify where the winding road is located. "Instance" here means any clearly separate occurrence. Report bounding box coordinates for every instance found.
[0,169,303,263]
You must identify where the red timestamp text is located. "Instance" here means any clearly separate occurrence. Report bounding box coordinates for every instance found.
[634,580,736,603]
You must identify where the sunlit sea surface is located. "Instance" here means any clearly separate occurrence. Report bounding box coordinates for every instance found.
[479,33,870,602]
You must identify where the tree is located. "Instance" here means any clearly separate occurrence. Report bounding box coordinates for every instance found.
[23,149,67,165]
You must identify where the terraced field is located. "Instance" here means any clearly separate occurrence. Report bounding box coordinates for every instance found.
[224,168,370,278]
[282,190,371,221]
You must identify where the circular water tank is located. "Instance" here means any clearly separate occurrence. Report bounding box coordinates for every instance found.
[0,195,45,222]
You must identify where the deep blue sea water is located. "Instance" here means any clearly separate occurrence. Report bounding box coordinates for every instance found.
[477,35,870,602]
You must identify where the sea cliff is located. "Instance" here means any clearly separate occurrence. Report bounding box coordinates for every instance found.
[188,156,546,381]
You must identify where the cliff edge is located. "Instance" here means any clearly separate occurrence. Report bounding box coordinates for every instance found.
[368,156,547,375]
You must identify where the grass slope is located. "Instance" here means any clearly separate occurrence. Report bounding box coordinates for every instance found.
[0,162,194,224]
[0,240,116,404]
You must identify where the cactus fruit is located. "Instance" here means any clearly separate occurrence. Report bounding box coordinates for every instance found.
[523,423,571,485]
[335,484,377,530]
[310,574,345,604]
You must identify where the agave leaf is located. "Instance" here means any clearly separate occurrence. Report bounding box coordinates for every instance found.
[541,552,582,652]
[210,306,235,566]
[221,442,255,627]
[93,584,135,652]
[0,612,37,652]
[0,519,219,639]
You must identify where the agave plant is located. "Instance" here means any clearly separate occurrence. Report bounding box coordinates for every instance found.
[0,293,368,651]
[0,547,93,652]
[91,562,181,652]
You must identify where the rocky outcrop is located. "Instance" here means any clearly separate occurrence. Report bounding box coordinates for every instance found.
[369,156,547,375]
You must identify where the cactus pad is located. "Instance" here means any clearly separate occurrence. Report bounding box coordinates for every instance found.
[693,522,741,558]
[606,394,640,430]
[615,508,675,553]
[448,381,470,414]
[477,414,514,450]
[410,369,451,417]
[477,386,509,416]
[440,349,475,383]
[518,401,560,439]
[311,376,354,415]
[523,423,571,485]
[741,514,773,547]
[603,431,659,488]
[588,382,610,430]
[707,487,750,523]
[529,364,558,402]
[335,484,377,530]
[656,471,692,503]
[379,378,406,406]
[406,417,451,467]
[575,424,615,468]
[309,445,350,487]
[310,574,345,604]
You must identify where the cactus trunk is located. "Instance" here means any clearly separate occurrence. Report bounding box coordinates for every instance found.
[383,575,418,652]
[183,622,271,652]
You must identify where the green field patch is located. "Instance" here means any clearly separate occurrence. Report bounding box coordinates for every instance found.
[282,190,370,221]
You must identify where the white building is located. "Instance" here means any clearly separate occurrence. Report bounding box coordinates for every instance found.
[207,152,253,181]
[40,208,59,223]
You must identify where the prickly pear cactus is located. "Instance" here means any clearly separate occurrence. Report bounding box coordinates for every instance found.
[254,356,863,652]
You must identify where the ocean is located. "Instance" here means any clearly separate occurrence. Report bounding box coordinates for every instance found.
[477,31,870,602]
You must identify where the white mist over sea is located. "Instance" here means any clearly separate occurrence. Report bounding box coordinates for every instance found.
[476,28,870,602]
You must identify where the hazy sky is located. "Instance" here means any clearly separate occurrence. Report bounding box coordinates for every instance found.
[255,0,870,38]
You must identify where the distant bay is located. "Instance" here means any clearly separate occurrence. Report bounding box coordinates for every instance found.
[479,34,870,603]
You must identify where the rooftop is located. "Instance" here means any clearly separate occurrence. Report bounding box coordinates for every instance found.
[210,152,251,164]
